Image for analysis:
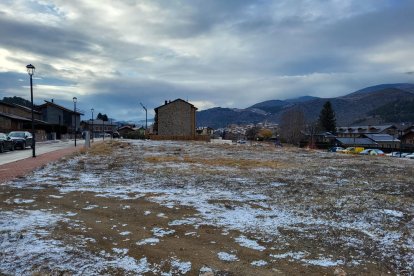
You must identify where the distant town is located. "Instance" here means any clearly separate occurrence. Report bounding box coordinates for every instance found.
[0,85,413,154]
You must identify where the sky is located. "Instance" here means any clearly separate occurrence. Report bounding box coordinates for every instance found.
[0,0,413,123]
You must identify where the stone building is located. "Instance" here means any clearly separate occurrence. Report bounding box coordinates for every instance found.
[153,99,197,138]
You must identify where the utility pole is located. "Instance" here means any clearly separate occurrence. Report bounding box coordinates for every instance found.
[140,102,148,130]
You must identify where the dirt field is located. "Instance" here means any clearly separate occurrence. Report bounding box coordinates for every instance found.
[0,140,413,275]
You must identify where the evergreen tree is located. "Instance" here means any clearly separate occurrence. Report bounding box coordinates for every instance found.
[318,101,336,133]
[96,113,108,121]
[2,96,32,108]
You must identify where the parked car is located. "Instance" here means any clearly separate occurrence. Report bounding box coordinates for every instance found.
[386,152,410,157]
[7,131,33,150]
[112,132,120,138]
[0,133,15,152]
[328,146,344,152]
[359,149,385,156]
[340,147,364,154]
[97,133,111,138]
[405,153,414,159]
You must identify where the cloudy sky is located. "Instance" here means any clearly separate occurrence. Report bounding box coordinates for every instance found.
[0,0,413,123]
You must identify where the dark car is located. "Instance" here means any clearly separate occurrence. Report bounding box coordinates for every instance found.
[7,131,33,150]
[0,133,15,152]
[328,146,344,152]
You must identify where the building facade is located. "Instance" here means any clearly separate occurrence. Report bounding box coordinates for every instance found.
[153,99,197,138]
[0,101,46,138]
[336,125,397,138]
[38,100,83,139]
[81,119,117,138]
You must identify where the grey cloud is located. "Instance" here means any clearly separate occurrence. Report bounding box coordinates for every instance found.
[0,72,27,95]
[0,18,95,59]
[1,0,413,123]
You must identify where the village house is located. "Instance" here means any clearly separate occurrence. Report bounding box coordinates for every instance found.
[335,137,379,148]
[196,126,214,137]
[0,101,49,140]
[38,100,83,139]
[152,99,197,139]
[401,125,414,150]
[80,119,117,138]
[363,134,400,149]
[334,124,410,150]
[336,125,398,138]
[117,125,135,137]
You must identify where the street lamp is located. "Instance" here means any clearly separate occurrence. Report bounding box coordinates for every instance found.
[110,118,113,139]
[140,102,147,130]
[102,118,105,141]
[91,108,94,142]
[73,97,77,147]
[26,64,36,158]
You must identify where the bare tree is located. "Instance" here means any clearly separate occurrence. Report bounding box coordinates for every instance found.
[305,120,321,149]
[246,126,261,141]
[280,108,305,146]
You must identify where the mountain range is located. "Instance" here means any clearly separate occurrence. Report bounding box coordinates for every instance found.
[196,83,414,128]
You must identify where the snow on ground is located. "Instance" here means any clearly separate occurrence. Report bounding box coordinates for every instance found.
[217,252,239,262]
[1,140,413,275]
[0,210,153,275]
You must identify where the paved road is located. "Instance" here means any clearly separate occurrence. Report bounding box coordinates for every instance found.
[0,140,85,165]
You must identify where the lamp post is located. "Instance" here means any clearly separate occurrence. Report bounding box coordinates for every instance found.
[399,130,403,158]
[110,118,113,139]
[102,119,105,141]
[140,102,147,130]
[91,108,94,142]
[73,97,77,147]
[26,64,36,158]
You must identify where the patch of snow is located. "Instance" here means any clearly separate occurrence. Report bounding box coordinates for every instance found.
[382,209,404,218]
[168,218,197,226]
[136,238,160,246]
[151,227,175,237]
[270,182,287,187]
[235,235,266,251]
[270,251,307,260]
[49,195,63,199]
[170,258,191,274]
[217,252,239,262]
[251,260,268,267]
[199,266,214,273]
[6,198,35,204]
[83,204,99,210]
[303,258,344,267]
[0,210,154,275]
[119,231,131,236]
[108,256,151,274]
[112,248,129,255]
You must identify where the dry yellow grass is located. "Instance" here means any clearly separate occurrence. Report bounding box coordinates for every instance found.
[87,141,126,156]
[144,155,290,169]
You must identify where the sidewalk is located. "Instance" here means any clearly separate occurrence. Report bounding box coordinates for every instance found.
[0,146,81,184]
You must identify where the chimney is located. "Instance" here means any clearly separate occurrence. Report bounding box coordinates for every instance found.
[165,100,168,105]
[51,99,54,103]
